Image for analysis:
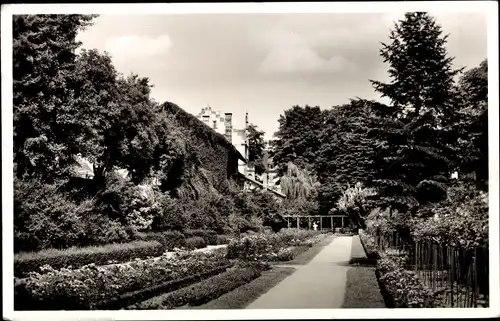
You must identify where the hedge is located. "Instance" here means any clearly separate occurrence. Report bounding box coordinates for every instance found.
[185,236,207,250]
[135,231,186,251]
[128,265,266,309]
[14,240,164,278]
[185,229,218,245]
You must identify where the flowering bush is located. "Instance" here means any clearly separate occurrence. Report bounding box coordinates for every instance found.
[277,228,320,245]
[226,230,321,262]
[377,252,436,308]
[359,230,379,259]
[412,191,488,248]
[226,234,280,260]
[15,249,228,309]
[337,182,377,229]
[276,248,295,261]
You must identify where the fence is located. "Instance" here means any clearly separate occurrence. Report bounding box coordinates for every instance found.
[373,229,489,308]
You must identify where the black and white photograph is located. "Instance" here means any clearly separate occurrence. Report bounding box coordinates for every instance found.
[2,2,499,320]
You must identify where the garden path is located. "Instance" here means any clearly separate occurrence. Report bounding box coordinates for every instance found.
[246,236,353,309]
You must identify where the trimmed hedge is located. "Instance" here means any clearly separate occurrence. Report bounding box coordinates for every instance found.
[129,265,265,309]
[216,234,232,245]
[185,229,218,245]
[14,240,164,278]
[185,236,207,250]
[136,231,186,251]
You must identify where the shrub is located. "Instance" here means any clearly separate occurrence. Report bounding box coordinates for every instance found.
[95,173,153,229]
[151,195,187,231]
[359,230,379,259]
[185,229,217,245]
[81,213,131,246]
[226,234,279,260]
[140,231,186,251]
[14,179,88,252]
[277,228,320,246]
[14,240,164,277]
[216,234,232,245]
[185,236,207,250]
[129,265,264,309]
[412,191,488,248]
[337,182,376,229]
[276,248,295,261]
[15,249,228,310]
[376,252,436,308]
[415,180,447,204]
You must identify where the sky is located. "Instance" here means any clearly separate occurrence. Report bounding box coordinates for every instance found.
[76,12,488,140]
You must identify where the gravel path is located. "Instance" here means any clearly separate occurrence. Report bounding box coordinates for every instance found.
[246,236,353,309]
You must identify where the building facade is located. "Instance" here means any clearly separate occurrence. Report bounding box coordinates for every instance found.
[196,106,282,195]
[197,106,249,176]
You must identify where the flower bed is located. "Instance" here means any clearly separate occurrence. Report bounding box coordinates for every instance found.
[94,263,234,309]
[226,230,322,262]
[376,251,436,308]
[14,240,165,278]
[14,249,229,310]
[128,264,267,309]
[358,230,379,259]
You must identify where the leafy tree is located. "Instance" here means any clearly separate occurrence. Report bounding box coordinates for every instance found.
[279,163,320,216]
[457,59,488,109]
[247,123,266,174]
[314,98,396,213]
[370,12,462,123]
[270,105,327,176]
[453,59,488,187]
[13,14,97,182]
[73,49,162,185]
[337,182,377,229]
[281,162,320,200]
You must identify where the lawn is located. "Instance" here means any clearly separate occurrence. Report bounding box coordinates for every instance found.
[188,266,296,309]
[342,267,386,308]
[342,235,385,308]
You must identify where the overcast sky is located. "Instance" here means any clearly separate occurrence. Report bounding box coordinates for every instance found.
[76,12,487,140]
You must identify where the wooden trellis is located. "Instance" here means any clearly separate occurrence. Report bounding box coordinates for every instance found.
[282,215,348,230]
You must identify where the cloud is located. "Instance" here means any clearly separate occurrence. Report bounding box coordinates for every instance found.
[105,34,172,61]
[258,29,356,76]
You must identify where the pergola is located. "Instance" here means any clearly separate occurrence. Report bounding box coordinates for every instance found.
[282,215,349,230]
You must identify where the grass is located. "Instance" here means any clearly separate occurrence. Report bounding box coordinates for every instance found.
[128,265,265,310]
[190,266,296,309]
[342,267,386,308]
[349,235,377,267]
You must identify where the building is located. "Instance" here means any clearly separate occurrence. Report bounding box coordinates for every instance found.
[196,106,284,197]
[197,105,249,176]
